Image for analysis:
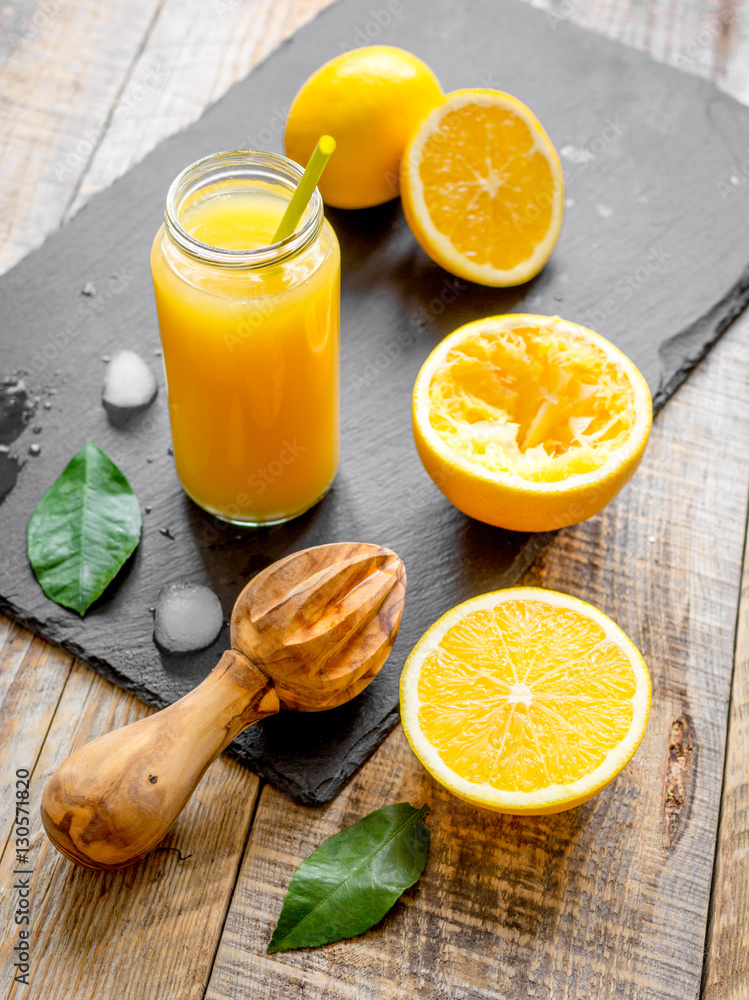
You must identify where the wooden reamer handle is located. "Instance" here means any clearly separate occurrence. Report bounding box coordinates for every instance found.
[40,650,279,870]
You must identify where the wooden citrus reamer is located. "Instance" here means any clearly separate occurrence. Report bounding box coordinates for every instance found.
[41,542,406,870]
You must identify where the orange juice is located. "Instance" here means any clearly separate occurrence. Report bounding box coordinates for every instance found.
[151,151,340,525]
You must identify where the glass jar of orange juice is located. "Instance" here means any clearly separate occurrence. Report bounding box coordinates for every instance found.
[151,150,340,526]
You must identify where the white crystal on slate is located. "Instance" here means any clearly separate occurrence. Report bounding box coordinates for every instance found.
[154,582,224,653]
[102,350,157,421]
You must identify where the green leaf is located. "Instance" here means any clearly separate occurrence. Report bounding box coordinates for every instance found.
[27,442,142,616]
[267,802,430,953]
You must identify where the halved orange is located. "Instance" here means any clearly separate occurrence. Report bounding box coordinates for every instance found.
[412,314,653,532]
[400,588,651,814]
[400,89,565,286]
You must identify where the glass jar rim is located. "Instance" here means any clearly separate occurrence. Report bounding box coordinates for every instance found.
[163,149,324,269]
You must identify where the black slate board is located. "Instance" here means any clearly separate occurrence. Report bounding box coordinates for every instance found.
[2,0,749,805]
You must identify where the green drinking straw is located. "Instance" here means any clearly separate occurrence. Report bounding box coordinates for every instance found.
[273,135,336,243]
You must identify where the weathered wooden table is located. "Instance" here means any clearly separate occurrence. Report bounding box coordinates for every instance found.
[1,1,748,997]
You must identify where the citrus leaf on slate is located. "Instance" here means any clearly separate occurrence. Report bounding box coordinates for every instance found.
[27,441,142,616]
[268,802,430,953]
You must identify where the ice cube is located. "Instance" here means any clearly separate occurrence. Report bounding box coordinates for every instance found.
[154,582,224,653]
[102,350,158,424]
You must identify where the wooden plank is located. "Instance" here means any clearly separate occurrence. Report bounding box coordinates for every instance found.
[0,0,164,272]
[702,477,749,995]
[0,665,262,1000]
[203,292,749,998]
[678,8,749,980]
[68,0,332,212]
[0,628,73,864]
[529,0,749,104]
[0,3,331,998]
[0,0,330,269]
